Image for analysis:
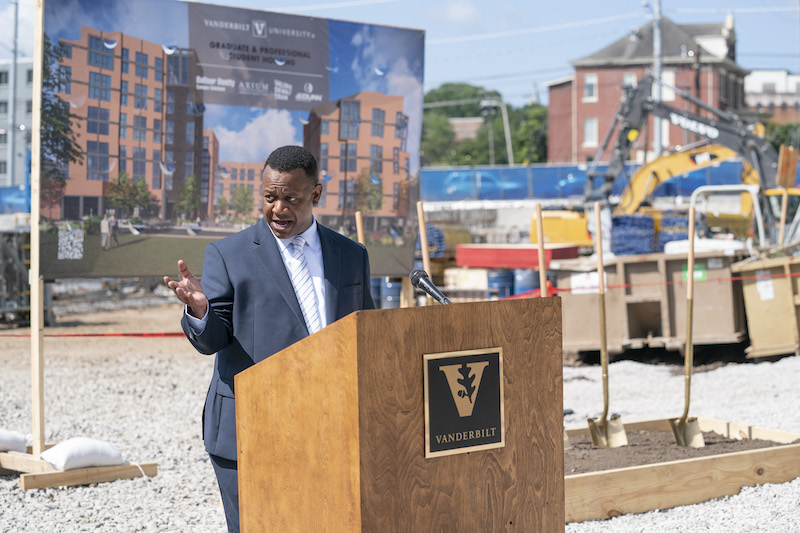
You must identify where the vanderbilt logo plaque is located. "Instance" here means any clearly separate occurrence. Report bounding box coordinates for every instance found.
[423,348,505,458]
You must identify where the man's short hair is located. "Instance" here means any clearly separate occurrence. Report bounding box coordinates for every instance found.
[263,145,318,185]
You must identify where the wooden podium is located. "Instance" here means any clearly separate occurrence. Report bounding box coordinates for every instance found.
[235,298,564,532]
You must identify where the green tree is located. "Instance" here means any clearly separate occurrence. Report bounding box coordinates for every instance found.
[105,172,156,218]
[512,104,548,164]
[216,195,230,216]
[41,35,83,210]
[232,184,255,218]
[765,122,800,152]
[177,173,202,219]
[354,169,383,212]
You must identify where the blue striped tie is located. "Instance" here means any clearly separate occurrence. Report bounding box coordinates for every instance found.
[288,236,322,334]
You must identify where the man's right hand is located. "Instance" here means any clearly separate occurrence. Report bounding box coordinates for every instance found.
[163,259,208,318]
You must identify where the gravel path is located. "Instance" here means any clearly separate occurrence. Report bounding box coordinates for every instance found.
[1,303,799,532]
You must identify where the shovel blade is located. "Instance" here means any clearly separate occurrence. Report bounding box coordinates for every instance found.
[670,416,705,448]
[587,418,608,448]
[606,414,628,448]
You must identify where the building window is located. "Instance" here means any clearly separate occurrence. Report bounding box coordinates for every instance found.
[186,121,194,146]
[153,119,161,144]
[337,180,356,209]
[393,147,400,173]
[583,117,598,148]
[87,106,110,135]
[134,83,148,109]
[27,69,33,83]
[167,54,190,86]
[133,115,147,142]
[339,143,357,172]
[135,52,148,78]
[582,73,598,102]
[165,120,174,145]
[658,70,676,101]
[87,141,110,181]
[120,80,129,106]
[121,48,129,73]
[321,120,329,135]
[119,113,127,138]
[395,112,408,151]
[185,152,194,177]
[0,132,6,144]
[88,72,111,101]
[0,72,7,85]
[319,143,328,171]
[61,44,72,59]
[247,168,254,181]
[152,149,162,189]
[369,144,383,172]
[393,182,400,210]
[371,108,385,137]
[154,88,162,112]
[166,89,175,114]
[88,36,114,69]
[622,72,637,88]
[58,66,71,94]
[133,147,146,183]
[154,57,163,82]
[119,145,127,173]
[340,100,361,140]
[26,100,32,114]
[0,101,6,114]
[230,183,236,195]
[0,161,6,175]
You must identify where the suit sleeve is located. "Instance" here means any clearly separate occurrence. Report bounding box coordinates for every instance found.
[181,242,235,354]
[361,243,376,310]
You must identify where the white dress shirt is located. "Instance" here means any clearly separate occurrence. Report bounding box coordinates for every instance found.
[186,217,327,333]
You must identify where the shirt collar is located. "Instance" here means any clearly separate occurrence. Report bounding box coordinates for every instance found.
[272,216,320,253]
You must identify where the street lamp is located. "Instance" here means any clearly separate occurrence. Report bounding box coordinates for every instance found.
[480,99,514,167]
[643,0,663,157]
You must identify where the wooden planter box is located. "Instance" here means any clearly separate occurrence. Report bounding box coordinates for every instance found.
[564,417,800,523]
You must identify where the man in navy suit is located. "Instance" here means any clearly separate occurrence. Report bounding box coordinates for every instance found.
[164,145,375,532]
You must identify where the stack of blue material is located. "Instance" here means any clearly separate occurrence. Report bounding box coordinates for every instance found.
[611,215,656,255]
[656,210,700,252]
[415,224,446,259]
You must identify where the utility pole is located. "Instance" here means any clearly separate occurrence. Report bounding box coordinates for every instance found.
[652,0,662,158]
[8,0,19,187]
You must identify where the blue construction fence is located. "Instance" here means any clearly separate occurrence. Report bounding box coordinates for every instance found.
[420,159,800,202]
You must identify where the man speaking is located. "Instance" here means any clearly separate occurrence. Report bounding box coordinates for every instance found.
[164,145,375,532]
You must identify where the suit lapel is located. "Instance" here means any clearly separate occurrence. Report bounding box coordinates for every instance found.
[318,224,341,323]
[252,219,308,333]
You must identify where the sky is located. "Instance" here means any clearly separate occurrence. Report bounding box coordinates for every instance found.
[1,0,798,108]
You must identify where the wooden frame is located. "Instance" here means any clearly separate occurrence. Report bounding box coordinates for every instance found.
[564,417,800,523]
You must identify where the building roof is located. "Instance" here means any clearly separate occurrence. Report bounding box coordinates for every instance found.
[571,16,745,73]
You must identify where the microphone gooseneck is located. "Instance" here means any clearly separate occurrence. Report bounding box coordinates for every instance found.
[409,269,452,305]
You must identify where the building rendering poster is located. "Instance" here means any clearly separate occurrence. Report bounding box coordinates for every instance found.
[40,0,424,279]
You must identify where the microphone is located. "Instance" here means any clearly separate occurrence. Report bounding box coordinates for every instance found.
[409,269,451,305]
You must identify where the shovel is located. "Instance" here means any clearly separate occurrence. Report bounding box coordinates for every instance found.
[670,207,705,448]
[587,202,628,448]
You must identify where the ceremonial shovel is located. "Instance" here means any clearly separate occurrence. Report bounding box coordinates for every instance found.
[587,202,628,448]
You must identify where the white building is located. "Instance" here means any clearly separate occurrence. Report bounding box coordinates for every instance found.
[745,69,800,124]
[0,57,33,188]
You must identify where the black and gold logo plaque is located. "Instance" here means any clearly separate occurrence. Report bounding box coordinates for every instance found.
[423,347,505,458]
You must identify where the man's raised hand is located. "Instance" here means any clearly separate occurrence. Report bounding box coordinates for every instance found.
[163,259,208,318]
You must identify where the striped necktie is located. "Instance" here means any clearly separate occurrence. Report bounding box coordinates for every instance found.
[288,235,322,334]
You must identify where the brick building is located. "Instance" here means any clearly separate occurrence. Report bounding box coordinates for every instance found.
[547,14,748,164]
[52,25,205,220]
[304,91,411,231]
[745,69,800,125]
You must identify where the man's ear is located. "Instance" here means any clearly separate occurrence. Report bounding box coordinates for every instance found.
[312,183,323,206]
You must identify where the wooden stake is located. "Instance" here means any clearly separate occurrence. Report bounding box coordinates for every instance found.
[416,201,432,306]
[354,210,365,246]
[534,204,548,297]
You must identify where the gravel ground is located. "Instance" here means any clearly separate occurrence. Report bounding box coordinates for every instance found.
[1,299,799,532]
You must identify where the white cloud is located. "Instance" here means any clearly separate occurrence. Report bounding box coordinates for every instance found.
[439,0,480,26]
[0,1,36,60]
[214,108,299,163]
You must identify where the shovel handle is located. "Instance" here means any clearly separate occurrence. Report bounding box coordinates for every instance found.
[594,202,609,424]
[682,207,696,424]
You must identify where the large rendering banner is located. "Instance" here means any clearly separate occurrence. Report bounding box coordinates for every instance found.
[40,0,424,279]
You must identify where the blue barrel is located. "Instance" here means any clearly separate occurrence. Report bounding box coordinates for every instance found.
[513,269,538,294]
[487,270,514,299]
[370,277,382,308]
[381,277,402,309]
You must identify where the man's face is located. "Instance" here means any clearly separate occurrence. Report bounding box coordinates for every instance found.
[261,165,322,239]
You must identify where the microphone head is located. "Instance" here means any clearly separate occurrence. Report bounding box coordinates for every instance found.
[409,269,428,287]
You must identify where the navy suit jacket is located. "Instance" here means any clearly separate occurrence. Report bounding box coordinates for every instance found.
[181,218,375,461]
